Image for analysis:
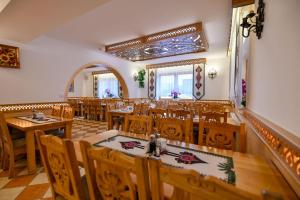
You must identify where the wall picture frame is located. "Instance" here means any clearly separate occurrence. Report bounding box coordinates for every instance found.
[0,44,20,69]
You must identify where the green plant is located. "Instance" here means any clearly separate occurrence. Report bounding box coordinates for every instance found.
[137,69,146,88]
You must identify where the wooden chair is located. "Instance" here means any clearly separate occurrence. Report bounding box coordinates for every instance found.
[157,117,192,143]
[52,105,62,117]
[204,103,226,113]
[149,108,167,130]
[167,109,191,119]
[124,115,152,135]
[62,106,74,119]
[80,141,151,200]
[68,99,80,117]
[148,158,279,200]
[133,103,142,115]
[35,130,88,200]
[0,112,26,178]
[140,103,150,115]
[199,111,228,123]
[198,119,246,152]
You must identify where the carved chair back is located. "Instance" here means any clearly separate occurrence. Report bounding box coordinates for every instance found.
[157,117,192,143]
[35,130,87,200]
[167,109,191,119]
[52,105,62,117]
[199,111,228,123]
[149,108,167,130]
[148,159,263,200]
[80,141,151,200]
[198,119,246,152]
[133,103,142,115]
[124,115,152,135]
[140,103,150,115]
[204,103,226,113]
[62,106,74,119]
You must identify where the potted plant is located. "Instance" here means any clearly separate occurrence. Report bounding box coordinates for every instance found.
[136,69,146,88]
[105,88,114,98]
[170,90,181,99]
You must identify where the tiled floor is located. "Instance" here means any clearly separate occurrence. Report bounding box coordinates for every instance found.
[0,118,108,200]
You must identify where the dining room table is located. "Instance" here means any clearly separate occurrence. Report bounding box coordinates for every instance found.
[107,108,133,130]
[6,115,73,174]
[73,129,294,199]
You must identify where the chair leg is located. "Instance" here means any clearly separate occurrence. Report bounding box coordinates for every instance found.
[8,156,15,178]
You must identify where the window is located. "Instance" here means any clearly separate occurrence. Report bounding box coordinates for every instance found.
[97,73,119,98]
[156,65,193,99]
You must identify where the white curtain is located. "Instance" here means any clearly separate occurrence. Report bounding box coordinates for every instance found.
[156,65,193,99]
[97,73,119,98]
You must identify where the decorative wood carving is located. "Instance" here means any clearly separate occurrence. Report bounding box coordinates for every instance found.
[146,58,206,69]
[0,102,69,112]
[157,118,191,142]
[0,44,20,68]
[125,115,152,135]
[91,70,112,75]
[105,22,208,61]
[243,109,300,195]
[199,119,246,152]
[232,0,255,8]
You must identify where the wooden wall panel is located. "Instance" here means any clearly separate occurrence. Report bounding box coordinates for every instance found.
[236,109,300,198]
[232,0,255,8]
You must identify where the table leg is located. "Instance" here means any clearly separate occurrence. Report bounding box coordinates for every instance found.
[64,122,73,139]
[26,130,36,174]
[108,113,112,130]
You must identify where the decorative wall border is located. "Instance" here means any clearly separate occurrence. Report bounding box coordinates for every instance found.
[0,102,69,112]
[146,58,206,69]
[91,70,112,75]
[242,109,300,196]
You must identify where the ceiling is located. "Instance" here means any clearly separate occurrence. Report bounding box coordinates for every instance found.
[0,0,109,42]
[0,0,232,63]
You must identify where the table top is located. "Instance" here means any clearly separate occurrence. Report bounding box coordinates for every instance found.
[6,115,73,131]
[73,130,292,199]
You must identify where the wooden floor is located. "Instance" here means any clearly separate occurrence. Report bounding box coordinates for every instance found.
[0,118,107,200]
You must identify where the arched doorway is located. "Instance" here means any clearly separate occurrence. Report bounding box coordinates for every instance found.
[64,62,129,100]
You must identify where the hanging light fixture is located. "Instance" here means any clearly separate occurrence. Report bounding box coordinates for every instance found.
[240,0,265,39]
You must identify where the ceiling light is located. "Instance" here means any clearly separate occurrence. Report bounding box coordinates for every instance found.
[0,0,11,13]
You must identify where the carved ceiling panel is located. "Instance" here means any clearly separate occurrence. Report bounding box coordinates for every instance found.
[105,22,208,61]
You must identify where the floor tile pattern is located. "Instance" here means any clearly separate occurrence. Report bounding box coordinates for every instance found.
[0,118,107,200]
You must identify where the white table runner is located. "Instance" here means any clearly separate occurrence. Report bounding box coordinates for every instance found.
[94,135,235,184]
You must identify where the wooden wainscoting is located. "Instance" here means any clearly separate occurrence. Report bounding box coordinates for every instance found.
[0,102,69,118]
[236,109,300,198]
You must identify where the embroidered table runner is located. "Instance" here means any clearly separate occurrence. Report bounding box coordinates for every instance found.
[94,135,235,184]
[18,116,59,124]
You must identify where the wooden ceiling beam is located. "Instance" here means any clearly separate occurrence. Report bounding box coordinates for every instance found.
[232,0,255,8]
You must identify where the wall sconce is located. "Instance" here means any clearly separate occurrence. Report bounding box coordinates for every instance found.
[240,0,265,39]
[208,68,217,79]
[133,72,138,81]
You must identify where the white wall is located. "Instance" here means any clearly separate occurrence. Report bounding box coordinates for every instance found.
[248,0,300,136]
[204,57,229,100]
[0,37,230,104]
[0,36,142,104]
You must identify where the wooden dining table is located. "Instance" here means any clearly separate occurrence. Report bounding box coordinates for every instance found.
[107,109,133,130]
[6,116,73,174]
[73,130,294,199]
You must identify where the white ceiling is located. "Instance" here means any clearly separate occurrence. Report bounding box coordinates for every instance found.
[0,0,232,63]
[0,0,109,42]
